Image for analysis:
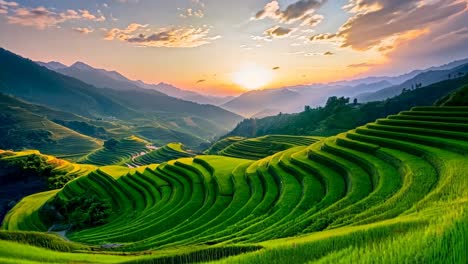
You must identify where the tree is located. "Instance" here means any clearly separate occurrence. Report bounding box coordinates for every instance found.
[353,98,358,105]
[45,194,113,230]
[103,138,118,149]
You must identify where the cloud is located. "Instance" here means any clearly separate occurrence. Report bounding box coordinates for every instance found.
[253,1,280,20]
[312,0,467,51]
[253,0,327,25]
[3,4,106,29]
[364,8,468,76]
[105,24,221,48]
[310,33,337,41]
[264,26,295,38]
[179,8,204,18]
[433,26,468,42]
[105,23,148,40]
[79,9,105,22]
[73,27,94,34]
[347,62,377,68]
[0,0,17,14]
[300,14,324,26]
[304,51,335,56]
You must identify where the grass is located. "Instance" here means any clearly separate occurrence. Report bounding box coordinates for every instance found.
[1,106,467,263]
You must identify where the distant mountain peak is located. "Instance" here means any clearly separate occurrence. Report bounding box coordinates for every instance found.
[70,61,94,70]
[36,61,68,71]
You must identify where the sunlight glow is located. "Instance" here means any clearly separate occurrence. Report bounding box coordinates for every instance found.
[232,64,273,90]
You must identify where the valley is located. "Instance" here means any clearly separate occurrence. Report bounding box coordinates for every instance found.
[1,105,467,263]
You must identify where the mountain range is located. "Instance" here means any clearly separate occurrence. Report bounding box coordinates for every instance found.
[38,56,468,119]
[220,58,468,117]
[0,48,242,153]
[38,61,233,106]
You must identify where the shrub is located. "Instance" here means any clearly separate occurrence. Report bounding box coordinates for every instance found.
[43,194,112,231]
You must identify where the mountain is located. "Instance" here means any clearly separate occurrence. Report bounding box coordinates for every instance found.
[0,48,242,148]
[41,60,233,106]
[333,57,468,87]
[222,88,301,117]
[358,63,468,102]
[222,80,392,118]
[137,82,233,105]
[55,61,148,92]
[224,74,468,138]
[36,61,67,71]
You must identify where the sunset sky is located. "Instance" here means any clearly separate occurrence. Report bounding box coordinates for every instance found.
[0,0,467,96]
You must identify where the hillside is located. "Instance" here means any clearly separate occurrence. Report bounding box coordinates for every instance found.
[77,136,150,166]
[2,106,467,263]
[225,75,468,138]
[0,94,101,158]
[0,150,95,221]
[436,84,468,106]
[129,143,195,167]
[205,135,321,160]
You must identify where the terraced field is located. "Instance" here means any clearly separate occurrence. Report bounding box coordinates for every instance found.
[129,143,194,167]
[207,135,321,160]
[2,106,468,263]
[0,150,96,189]
[78,136,149,166]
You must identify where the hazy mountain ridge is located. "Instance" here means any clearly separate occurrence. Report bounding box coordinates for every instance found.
[39,61,232,105]
[222,88,301,117]
[220,58,468,118]
[358,63,468,102]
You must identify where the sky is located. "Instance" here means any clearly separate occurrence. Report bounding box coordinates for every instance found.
[0,0,467,96]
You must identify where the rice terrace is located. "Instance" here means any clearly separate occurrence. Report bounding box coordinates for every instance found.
[0,0,467,263]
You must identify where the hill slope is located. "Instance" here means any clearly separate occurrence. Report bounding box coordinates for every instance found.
[3,106,467,263]
[436,84,468,106]
[225,75,468,138]
[77,136,150,166]
[130,143,195,167]
[0,150,95,221]
[206,135,321,160]
[0,94,101,158]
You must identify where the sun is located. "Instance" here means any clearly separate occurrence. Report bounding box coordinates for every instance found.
[233,64,273,90]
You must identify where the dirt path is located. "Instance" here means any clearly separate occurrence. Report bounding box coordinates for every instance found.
[48,225,70,241]
[127,146,160,168]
